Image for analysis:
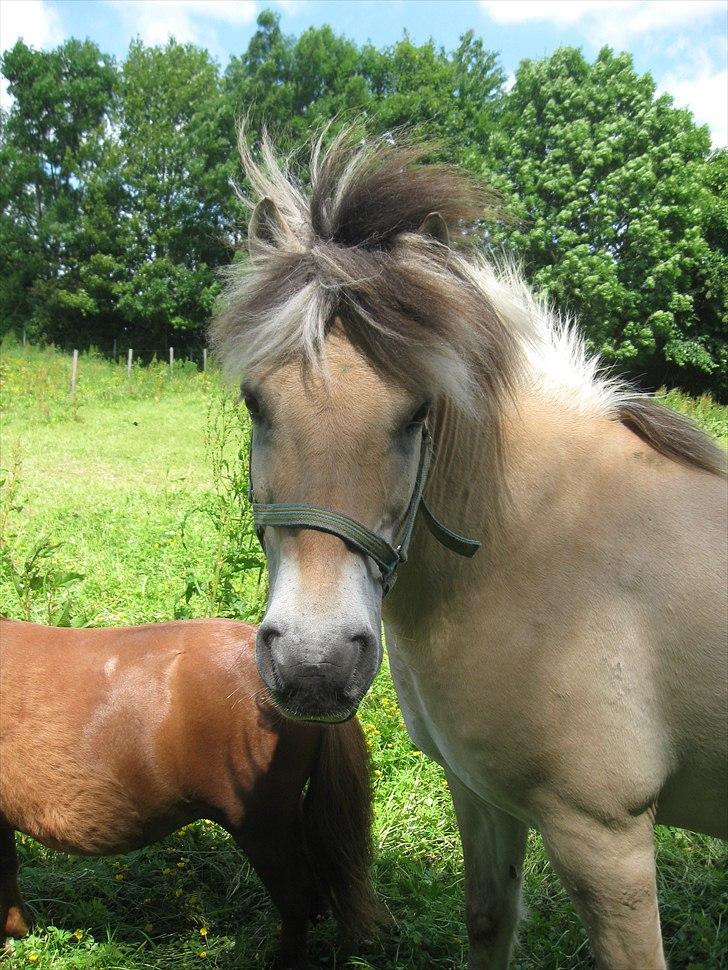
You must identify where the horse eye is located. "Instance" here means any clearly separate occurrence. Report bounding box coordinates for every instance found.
[242,391,261,418]
[407,401,431,428]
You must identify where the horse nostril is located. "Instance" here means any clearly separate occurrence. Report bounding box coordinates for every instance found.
[349,628,377,655]
[260,624,282,650]
[256,623,284,692]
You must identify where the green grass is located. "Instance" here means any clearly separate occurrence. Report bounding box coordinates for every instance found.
[1,342,726,969]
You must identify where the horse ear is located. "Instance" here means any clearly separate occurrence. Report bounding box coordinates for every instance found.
[248,196,287,258]
[418,211,450,247]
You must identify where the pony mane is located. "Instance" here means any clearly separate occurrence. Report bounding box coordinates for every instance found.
[210,127,725,477]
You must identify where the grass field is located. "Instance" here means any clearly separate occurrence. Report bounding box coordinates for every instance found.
[1,341,726,969]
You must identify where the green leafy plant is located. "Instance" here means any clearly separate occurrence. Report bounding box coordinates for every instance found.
[177,391,266,621]
[3,24,725,399]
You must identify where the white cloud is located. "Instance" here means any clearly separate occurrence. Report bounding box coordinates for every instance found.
[478,1,725,47]
[106,0,257,49]
[0,0,63,52]
[660,61,728,147]
[1,0,64,108]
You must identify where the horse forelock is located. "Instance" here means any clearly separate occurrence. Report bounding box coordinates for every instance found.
[210,127,518,415]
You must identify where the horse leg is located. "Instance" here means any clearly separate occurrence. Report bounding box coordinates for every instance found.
[447,772,528,970]
[0,825,28,940]
[540,810,665,970]
[233,817,314,970]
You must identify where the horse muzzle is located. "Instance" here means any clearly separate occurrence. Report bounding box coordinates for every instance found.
[255,618,381,722]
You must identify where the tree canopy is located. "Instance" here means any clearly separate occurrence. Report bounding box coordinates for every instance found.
[1,11,725,396]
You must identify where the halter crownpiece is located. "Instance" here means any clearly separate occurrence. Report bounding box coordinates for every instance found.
[248,427,480,595]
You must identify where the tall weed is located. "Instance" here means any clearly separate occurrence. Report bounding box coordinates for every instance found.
[177,392,266,621]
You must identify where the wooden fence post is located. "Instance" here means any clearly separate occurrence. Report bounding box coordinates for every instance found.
[70,349,79,399]
[202,347,207,372]
[169,346,174,374]
[127,348,133,376]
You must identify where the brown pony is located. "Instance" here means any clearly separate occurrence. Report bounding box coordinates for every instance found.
[0,618,374,968]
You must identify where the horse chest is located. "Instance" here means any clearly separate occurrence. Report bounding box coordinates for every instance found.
[386,636,533,822]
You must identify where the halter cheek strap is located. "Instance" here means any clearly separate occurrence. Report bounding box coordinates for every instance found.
[249,427,480,594]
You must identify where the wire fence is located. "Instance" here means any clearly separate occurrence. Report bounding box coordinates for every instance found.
[18,329,210,371]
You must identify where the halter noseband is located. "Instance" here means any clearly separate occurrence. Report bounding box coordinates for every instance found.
[248,427,480,595]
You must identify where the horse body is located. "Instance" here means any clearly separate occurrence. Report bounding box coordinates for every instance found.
[388,391,727,840]
[0,618,373,967]
[210,129,727,969]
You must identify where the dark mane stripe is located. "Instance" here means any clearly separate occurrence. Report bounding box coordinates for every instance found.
[309,139,495,250]
[619,398,726,477]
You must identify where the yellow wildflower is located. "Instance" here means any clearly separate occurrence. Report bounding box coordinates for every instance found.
[27,956,39,965]
[115,874,124,881]
[198,951,208,959]
[73,929,84,941]
[199,927,208,938]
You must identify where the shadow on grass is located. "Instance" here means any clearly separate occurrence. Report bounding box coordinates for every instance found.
[9,823,727,969]
[12,832,468,969]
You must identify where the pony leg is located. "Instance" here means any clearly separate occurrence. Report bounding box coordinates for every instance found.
[447,772,528,970]
[540,810,665,970]
[0,825,28,940]
[233,819,313,970]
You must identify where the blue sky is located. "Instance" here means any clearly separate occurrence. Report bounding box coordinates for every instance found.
[1,0,726,144]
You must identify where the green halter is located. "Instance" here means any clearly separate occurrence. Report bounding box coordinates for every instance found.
[249,427,480,594]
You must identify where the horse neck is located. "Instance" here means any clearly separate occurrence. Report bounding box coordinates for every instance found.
[386,379,641,641]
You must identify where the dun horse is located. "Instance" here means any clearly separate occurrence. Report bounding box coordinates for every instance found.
[211,130,727,969]
[0,618,373,968]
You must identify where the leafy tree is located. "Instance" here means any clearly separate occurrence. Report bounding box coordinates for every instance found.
[224,12,505,218]
[115,40,232,351]
[0,39,117,342]
[224,11,370,154]
[363,29,504,160]
[691,150,728,397]
[224,10,295,141]
[487,47,721,392]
